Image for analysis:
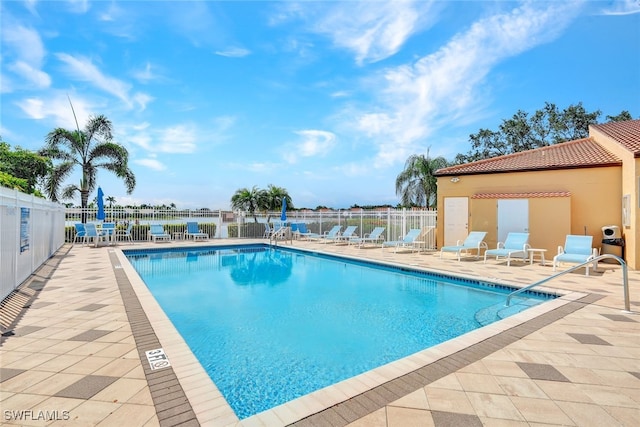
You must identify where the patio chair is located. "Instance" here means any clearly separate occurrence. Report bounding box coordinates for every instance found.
[115,222,134,244]
[292,223,319,240]
[349,227,386,248]
[315,225,342,242]
[84,223,109,247]
[440,231,488,261]
[101,222,116,245]
[484,232,530,266]
[73,223,87,245]
[149,224,171,243]
[263,223,272,238]
[185,221,209,241]
[553,235,599,275]
[382,228,422,252]
[327,225,358,244]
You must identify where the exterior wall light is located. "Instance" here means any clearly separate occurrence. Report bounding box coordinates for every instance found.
[450,177,460,183]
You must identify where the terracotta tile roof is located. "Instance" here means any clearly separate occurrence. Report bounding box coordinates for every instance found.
[435,138,621,176]
[472,192,571,199]
[591,119,640,156]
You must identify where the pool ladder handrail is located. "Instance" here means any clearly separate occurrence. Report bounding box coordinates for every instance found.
[505,254,632,313]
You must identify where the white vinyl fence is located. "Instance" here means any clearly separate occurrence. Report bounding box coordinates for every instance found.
[1,187,65,302]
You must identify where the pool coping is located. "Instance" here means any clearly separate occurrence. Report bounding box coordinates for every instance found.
[113,242,596,426]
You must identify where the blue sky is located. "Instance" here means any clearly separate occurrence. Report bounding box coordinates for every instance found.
[2,1,639,210]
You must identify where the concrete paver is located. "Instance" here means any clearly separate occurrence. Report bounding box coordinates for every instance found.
[1,239,638,426]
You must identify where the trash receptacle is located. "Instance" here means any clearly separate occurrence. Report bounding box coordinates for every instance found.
[601,225,623,262]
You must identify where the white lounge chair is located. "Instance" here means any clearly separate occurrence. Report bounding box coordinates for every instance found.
[328,225,358,244]
[484,232,530,266]
[382,229,422,252]
[440,231,488,261]
[553,235,599,275]
[349,227,386,248]
[315,225,342,242]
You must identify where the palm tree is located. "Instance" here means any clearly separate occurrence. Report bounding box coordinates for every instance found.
[40,114,135,222]
[262,184,292,223]
[230,186,265,222]
[106,196,116,208]
[395,149,449,209]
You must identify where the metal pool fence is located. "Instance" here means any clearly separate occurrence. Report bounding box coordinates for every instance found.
[64,207,437,248]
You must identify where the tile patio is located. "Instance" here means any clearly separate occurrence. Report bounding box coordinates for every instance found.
[1,238,638,426]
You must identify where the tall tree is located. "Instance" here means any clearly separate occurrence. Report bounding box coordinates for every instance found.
[0,141,51,195]
[606,111,633,122]
[39,114,136,222]
[395,150,449,209]
[456,102,602,164]
[230,186,265,222]
[262,184,293,223]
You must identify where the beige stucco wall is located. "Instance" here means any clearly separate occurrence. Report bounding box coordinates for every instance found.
[468,197,571,254]
[436,165,623,264]
[589,126,639,269]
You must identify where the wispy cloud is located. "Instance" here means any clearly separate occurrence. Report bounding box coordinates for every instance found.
[215,47,251,58]
[598,0,640,15]
[1,17,50,92]
[134,157,166,171]
[277,0,436,65]
[132,62,162,83]
[284,130,337,163]
[8,61,51,89]
[157,124,198,154]
[66,0,90,14]
[15,92,93,129]
[55,53,152,110]
[349,1,582,167]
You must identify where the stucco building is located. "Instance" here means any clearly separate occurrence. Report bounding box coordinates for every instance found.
[434,119,639,269]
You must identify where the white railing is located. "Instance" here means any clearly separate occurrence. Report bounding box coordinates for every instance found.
[64,207,234,240]
[236,208,438,248]
[1,187,66,301]
[63,207,438,248]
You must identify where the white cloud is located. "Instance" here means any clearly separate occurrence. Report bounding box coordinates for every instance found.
[132,62,162,83]
[15,93,93,129]
[215,47,251,58]
[2,22,46,65]
[8,61,51,88]
[284,130,337,163]
[599,0,640,15]
[66,0,90,14]
[134,157,166,171]
[287,0,435,65]
[157,125,198,153]
[349,1,582,167]
[55,53,151,110]
[1,19,51,91]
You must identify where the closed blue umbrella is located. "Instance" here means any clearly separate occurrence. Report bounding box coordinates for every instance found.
[96,187,105,220]
[280,197,287,223]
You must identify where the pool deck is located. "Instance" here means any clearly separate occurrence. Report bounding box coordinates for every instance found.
[0,238,638,426]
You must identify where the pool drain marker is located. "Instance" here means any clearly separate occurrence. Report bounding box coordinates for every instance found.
[145,348,171,370]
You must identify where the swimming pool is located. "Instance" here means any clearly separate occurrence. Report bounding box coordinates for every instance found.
[125,244,553,419]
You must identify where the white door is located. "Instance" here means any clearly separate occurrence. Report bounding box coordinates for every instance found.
[497,199,529,242]
[444,197,469,246]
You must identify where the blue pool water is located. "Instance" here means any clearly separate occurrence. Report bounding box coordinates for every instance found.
[125,245,552,419]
